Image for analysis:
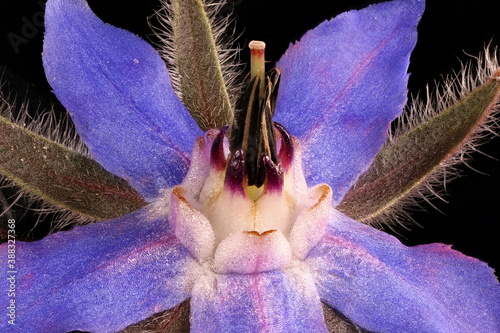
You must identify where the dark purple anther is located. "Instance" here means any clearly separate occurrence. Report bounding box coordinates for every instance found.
[224,149,246,195]
[274,122,294,170]
[220,65,291,198]
[210,126,228,171]
[262,155,284,193]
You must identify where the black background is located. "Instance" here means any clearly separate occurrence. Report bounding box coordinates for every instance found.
[0,0,499,274]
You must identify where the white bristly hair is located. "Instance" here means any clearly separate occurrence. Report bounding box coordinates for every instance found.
[370,45,500,229]
[0,77,92,235]
[150,0,244,114]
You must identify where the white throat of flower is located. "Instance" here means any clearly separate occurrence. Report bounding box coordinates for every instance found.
[168,42,334,275]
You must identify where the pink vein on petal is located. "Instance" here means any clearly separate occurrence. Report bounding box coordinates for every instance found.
[90,236,182,274]
[251,273,270,331]
[302,28,397,147]
[97,65,191,167]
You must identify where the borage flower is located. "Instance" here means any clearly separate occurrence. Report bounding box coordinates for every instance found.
[1,0,499,332]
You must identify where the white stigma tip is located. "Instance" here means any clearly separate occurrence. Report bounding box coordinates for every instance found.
[249,40,266,50]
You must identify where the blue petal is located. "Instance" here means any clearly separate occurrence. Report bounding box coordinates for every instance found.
[190,270,328,332]
[0,206,196,333]
[307,210,500,332]
[275,0,424,204]
[43,0,202,200]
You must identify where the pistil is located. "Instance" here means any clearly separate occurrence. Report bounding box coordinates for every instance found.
[249,40,266,98]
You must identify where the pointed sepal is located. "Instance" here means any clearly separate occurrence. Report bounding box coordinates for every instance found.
[0,117,146,220]
[169,0,234,130]
[338,65,500,223]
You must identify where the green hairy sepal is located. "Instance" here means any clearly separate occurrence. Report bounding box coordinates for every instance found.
[338,52,500,225]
